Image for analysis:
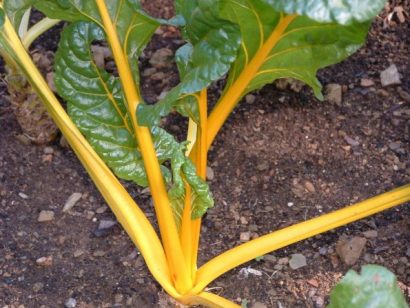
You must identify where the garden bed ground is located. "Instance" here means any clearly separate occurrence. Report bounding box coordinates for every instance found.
[0,1,409,307]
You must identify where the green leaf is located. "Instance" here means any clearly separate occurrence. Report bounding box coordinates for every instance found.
[264,0,387,25]
[4,0,32,30]
[328,265,408,308]
[55,21,148,186]
[137,0,241,126]
[34,0,159,86]
[152,127,214,225]
[54,21,213,227]
[0,8,5,27]
[218,0,370,102]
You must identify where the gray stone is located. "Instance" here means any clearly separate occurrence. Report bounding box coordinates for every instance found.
[380,64,401,87]
[245,94,256,104]
[344,135,360,147]
[264,254,277,263]
[63,192,83,212]
[43,147,54,154]
[64,298,77,308]
[319,247,327,255]
[289,254,307,270]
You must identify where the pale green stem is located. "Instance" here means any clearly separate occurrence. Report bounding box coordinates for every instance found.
[22,18,60,50]
[18,8,31,38]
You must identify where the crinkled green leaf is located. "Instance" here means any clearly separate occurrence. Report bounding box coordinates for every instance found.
[328,265,408,308]
[55,21,148,186]
[34,0,159,86]
[152,127,214,225]
[264,0,386,25]
[4,0,32,30]
[219,0,371,102]
[55,21,213,226]
[137,0,241,126]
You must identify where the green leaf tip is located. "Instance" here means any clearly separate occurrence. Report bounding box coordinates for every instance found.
[329,265,408,308]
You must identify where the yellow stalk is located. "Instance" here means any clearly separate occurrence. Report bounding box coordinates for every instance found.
[0,15,180,298]
[190,89,208,275]
[192,184,410,294]
[94,0,191,293]
[180,184,193,277]
[181,89,209,281]
[181,292,240,308]
[186,118,198,155]
[207,15,296,149]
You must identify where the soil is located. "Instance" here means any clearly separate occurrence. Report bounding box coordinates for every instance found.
[1,1,409,307]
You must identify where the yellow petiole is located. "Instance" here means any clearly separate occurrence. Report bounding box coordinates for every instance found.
[207,15,296,150]
[94,0,192,293]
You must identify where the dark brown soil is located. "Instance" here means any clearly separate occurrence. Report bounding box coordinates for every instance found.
[0,1,409,307]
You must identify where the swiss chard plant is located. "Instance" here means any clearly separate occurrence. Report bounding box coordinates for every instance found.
[1,0,409,307]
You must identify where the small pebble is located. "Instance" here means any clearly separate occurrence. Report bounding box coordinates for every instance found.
[43,147,54,154]
[360,78,375,87]
[63,192,83,212]
[264,254,277,263]
[304,181,316,193]
[252,302,267,308]
[206,166,215,181]
[64,298,77,308]
[33,282,44,292]
[37,210,55,222]
[344,135,360,147]
[18,192,29,199]
[289,254,307,270]
[325,84,343,105]
[36,256,53,267]
[245,94,256,104]
[363,230,378,239]
[336,236,367,265]
[93,219,117,237]
[240,232,251,242]
[319,247,327,255]
[278,257,289,265]
[380,64,401,87]
[257,162,269,171]
[96,206,108,214]
[93,250,106,257]
[73,250,84,258]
